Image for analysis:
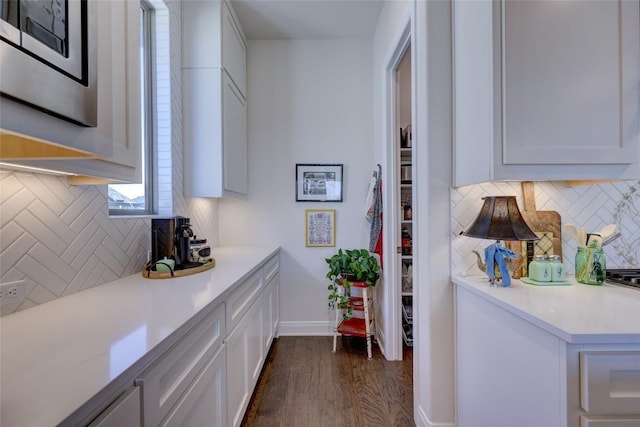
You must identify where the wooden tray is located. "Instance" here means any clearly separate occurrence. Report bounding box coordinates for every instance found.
[142,259,215,279]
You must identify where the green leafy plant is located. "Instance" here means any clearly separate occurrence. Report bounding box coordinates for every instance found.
[325,249,381,320]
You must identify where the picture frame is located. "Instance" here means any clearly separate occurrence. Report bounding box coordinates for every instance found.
[296,164,343,202]
[305,209,336,247]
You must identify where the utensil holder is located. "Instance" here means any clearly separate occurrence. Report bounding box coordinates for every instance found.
[576,246,605,285]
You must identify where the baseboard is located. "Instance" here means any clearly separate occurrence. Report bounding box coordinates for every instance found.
[415,406,455,427]
[375,324,386,357]
[277,320,333,336]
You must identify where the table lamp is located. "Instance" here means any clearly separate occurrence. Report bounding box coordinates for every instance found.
[462,196,539,287]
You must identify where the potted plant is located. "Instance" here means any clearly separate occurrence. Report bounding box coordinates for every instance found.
[325,248,381,319]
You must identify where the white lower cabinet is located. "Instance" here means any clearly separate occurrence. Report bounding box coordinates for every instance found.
[78,252,279,427]
[136,302,225,426]
[456,285,640,427]
[227,263,279,427]
[161,344,227,427]
[88,387,141,427]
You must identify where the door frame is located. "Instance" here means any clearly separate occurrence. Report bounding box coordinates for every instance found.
[382,15,413,361]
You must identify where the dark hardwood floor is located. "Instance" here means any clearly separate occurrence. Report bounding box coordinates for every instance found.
[242,336,414,427]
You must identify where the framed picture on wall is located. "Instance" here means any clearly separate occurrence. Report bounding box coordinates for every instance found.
[305,209,336,247]
[296,164,343,202]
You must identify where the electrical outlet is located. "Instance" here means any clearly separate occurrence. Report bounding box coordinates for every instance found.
[0,280,26,306]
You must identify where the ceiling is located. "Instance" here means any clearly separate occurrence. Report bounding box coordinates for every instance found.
[230,0,385,40]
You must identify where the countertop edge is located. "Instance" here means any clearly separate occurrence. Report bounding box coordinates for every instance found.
[452,274,640,344]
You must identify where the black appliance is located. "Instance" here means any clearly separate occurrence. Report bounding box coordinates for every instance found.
[605,269,640,290]
[151,217,176,264]
[174,216,194,268]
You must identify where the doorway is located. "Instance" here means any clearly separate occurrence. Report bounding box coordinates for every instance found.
[381,20,413,361]
[394,45,415,356]
[396,46,413,355]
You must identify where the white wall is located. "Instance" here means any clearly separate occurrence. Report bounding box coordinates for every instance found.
[371,2,456,426]
[219,39,374,334]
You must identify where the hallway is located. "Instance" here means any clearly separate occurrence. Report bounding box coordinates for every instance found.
[242,336,414,426]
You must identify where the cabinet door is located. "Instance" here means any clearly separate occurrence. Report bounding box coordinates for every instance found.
[88,387,141,427]
[183,68,247,198]
[502,0,639,165]
[161,345,227,427]
[262,276,279,352]
[226,318,250,427]
[106,0,141,172]
[227,298,264,427]
[271,276,279,337]
[247,299,264,388]
[181,0,221,69]
[222,70,248,196]
[221,1,246,96]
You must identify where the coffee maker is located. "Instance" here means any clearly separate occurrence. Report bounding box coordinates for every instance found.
[174,216,194,268]
[151,216,197,269]
[151,217,176,264]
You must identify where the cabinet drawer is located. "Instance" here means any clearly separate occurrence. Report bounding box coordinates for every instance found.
[226,269,263,333]
[136,302,225,427]
[580,415,640,427]
[580,351,640,415]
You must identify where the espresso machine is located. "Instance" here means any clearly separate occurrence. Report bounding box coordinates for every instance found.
[174,216,194,268]
[151,216,198,270]
[151,217,176,264]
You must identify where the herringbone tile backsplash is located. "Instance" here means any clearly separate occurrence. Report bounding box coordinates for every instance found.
[452,180,640,277]
[0,171,150,313]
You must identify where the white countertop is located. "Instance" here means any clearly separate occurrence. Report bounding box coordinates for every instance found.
[452,275,640,344]
[0,245,279,427]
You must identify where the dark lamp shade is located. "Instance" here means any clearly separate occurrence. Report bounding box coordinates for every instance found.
[462,196,539,241]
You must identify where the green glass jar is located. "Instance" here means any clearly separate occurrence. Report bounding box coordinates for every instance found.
[576,245,606,285]
[529,255,551,282]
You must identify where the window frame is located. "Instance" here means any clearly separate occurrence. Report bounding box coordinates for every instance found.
[109,0,156,216]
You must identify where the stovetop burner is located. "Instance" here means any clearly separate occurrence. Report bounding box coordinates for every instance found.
[605,269,640,289]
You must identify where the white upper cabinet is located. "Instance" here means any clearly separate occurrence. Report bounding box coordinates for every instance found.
[453,0,640,186]
[182,0,246,97]
[0,0,141,184]
[182,0,248,199]
[221,2,247,96]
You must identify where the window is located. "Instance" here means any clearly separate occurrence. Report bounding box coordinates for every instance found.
[109,1,155,215]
